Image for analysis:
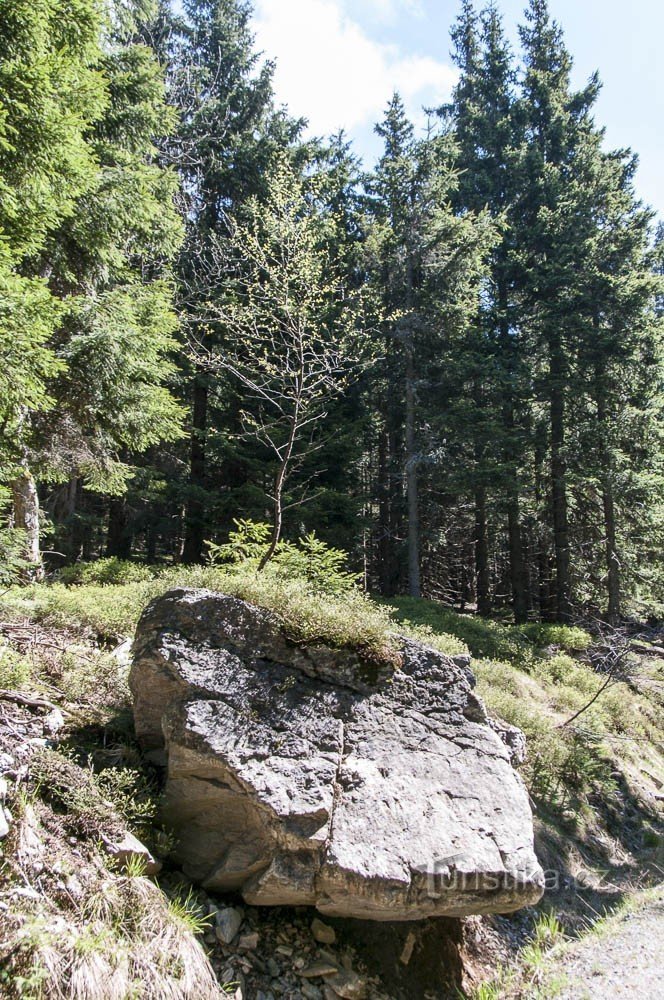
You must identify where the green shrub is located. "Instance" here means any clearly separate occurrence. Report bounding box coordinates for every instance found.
[397,621,469,658]
[0,486,32,587]
[58,558,158,587]
[383,596,532,664]
[0,645,32,688]
[13,563,402,664]
[31,748,158,837]
[208,519,359,595]
[31,748,124,836]
[518,622,592,653]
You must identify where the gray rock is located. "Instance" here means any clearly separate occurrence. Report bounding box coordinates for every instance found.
[300,961,340,979]
[0,806,9,840]
[101,831,161,875]
[488,715,528,766]
[301,985,323,1000]
[215,906,243,944]
[237,931,259,951]
[399,930,417,966]
[130,589,544,921]
[324,969,366,999]
[311,918,336,945]
[43,708,65,736]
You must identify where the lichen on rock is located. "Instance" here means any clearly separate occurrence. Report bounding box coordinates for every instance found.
[130,588,544,921]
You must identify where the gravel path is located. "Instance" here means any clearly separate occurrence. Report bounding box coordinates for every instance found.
[541,888,664,999]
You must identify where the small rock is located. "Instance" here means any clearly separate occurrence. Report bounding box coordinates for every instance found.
[399,930,417,966]
[311,917,336,945]
[267,958,281,978]
[237,931,259,951]
[324,970,366,999]
[248,953,267,974]
[13,886,40,900]
[301,985,323,1000]
[102,831,161,875]
[43,708,65,736]
[111,638,133,668]
[300,961,341,979]
[0,806,9,839]
[215,906,243,944]
[276,945,293,957]
[0,777,8,801]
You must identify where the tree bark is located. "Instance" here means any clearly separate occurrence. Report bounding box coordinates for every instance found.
[596,372,621,622]
[507,499,528,623]
[549,344,571,620]
[497,281,528,623]
[106,497,132,559]
[534,432,554,619]
[11,467,43,580]
[405,342,421,597]
[258,394,301,571]
[602,483,620,623]
[474,486,491,616]
[181,371,208,564]
[377,419,396,595]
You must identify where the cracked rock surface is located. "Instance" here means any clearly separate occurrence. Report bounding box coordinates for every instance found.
[130,589,544,921]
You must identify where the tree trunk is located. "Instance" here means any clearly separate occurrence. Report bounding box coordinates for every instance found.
[106,498,132,559]
[507,499,528,623]
[11,467,43,580]
[377,420,396,595]
[602,483,620,623]
[534,433,554,619]
[181,372,208,564]
[549,345,571,620]
[474,486,491,616]
[259,463,286,570]
[258,396,301,571]
[497,282,528,622]
[596,372,621,622]
[405,343,420,597]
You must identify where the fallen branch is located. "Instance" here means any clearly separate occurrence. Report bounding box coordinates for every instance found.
[0,689,65,713]
[630,641,664,659]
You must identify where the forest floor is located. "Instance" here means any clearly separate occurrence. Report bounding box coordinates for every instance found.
[0,566,662,998]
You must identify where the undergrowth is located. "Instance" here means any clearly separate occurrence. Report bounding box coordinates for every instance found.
[0,531,662,999]
[6,529,402,664]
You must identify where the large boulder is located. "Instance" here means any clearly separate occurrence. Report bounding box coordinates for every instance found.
[130,589,544,921]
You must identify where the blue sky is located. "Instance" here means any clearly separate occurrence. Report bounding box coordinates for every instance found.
[251,0,663,217]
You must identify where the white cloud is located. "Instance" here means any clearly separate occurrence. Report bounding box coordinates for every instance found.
[253,0,456,139]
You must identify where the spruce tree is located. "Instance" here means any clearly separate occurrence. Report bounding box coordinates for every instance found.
[367,94,493,597]
[515,0,604,619]
[0,0,106,574]
[574,152,663,619]
[443,1,532,620]
[164,0,299,563]
[7,0,185,569]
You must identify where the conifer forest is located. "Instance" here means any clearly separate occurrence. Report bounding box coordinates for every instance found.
[2,0,663,625]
